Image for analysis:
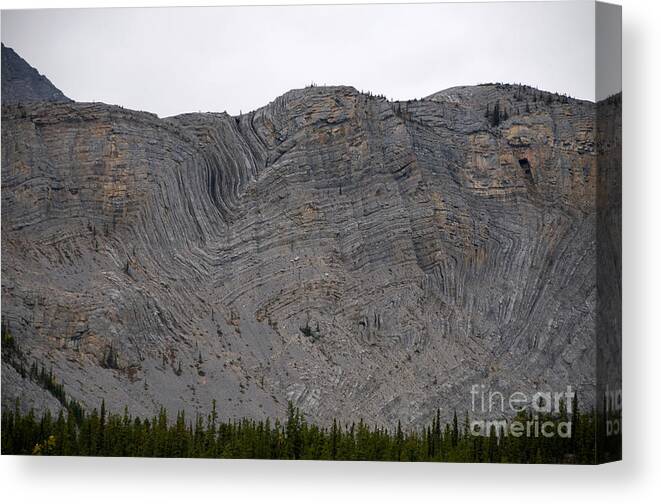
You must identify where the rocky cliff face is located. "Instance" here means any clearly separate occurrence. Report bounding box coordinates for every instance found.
[1,48,618,427]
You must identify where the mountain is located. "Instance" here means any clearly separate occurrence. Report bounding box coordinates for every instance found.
[1,44,71,104]
[1,48,620,427]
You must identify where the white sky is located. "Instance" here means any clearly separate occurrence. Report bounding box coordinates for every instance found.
[1,2,606,117]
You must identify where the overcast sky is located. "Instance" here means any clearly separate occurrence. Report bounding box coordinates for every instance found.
[1,2,614,117]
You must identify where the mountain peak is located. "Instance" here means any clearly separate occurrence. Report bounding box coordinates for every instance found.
[1,43,71,105]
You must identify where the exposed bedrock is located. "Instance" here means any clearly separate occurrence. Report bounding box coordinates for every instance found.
[2,75,619,427]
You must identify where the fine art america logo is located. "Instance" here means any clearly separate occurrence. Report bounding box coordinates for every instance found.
[469,385,575,438]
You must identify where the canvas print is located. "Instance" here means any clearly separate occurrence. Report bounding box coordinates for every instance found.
[0,1,621,463]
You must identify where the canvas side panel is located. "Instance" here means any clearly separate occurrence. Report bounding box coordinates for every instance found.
[595,0,622,464]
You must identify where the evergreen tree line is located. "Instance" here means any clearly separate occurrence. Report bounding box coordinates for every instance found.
[2,324,620,463]
[2,396,620,463]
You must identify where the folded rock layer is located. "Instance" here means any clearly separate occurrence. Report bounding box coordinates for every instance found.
[1,46,619,427]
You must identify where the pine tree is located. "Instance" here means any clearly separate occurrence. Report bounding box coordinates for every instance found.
[451,410,459,447]
[491,102,501,127]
